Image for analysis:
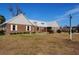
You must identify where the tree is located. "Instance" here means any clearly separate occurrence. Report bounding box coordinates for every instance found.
[0,15,5,24]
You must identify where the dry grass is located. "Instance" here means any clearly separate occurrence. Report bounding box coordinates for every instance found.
[0,33,79,55]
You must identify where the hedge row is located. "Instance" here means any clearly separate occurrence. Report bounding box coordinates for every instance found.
[10,32,36,35]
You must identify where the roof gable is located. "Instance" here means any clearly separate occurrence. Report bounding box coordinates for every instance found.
[5,14,33,25]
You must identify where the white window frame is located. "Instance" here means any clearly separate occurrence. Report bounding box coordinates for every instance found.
[11,24,17,31]
[26,25,28,31]
[11,25,13,31]
[26,26,31,31]
[15,25,17,31]
[29,26,31,31]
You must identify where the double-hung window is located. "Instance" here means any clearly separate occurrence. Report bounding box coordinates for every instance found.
[11,25,17,31]
[26,26,31,31]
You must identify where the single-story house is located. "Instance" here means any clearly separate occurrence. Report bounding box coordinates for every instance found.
[0,13,48,34]
[0,14,36,34]
[0,13,60,34]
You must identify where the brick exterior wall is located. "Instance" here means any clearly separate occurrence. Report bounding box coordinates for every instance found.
[5,23,35,34]
[4,23,47,34]
[36,27,47,32]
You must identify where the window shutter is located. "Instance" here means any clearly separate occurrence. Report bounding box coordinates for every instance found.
[26,26,27,31]
[15,25,17,31]
[29,26,31,31]
[11,25,13,31]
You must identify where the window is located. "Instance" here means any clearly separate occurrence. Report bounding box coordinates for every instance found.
[37,27,39,31]
[34,22,37,24]
[11,25,17,31]
[13,25,16,31]
[26,26,31,31]
[41,23,44,25]
[34,22,37,25]
[27,26,29,31]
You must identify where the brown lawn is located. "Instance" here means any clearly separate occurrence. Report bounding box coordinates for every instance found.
[0,33,79,55]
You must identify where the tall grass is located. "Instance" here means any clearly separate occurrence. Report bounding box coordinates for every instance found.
[0,33,79,55]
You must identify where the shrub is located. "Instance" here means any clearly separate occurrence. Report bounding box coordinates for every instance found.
[0,30,5,35]
[32,32,36,34]
[48,30,54,34]
[57,30,61,33]
[10,32,31,35]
